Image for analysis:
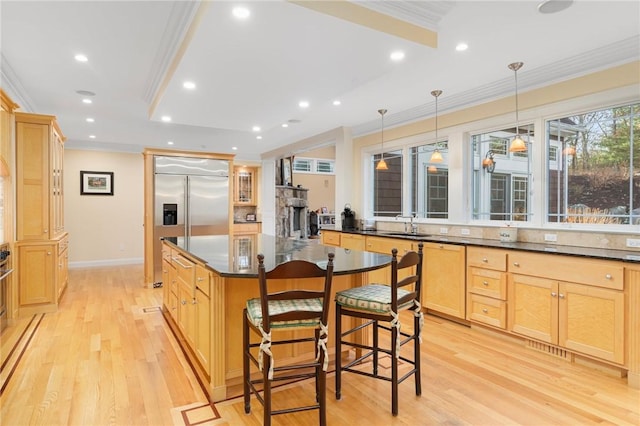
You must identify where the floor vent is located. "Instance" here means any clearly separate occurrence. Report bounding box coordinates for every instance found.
[526,340,572,361]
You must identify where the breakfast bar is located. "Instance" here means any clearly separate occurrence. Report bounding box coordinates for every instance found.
[160,234,392,402]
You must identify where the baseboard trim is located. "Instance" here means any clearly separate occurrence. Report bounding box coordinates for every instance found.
[69,258,144,268]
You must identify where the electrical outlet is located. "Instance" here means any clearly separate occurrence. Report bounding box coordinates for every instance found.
[544,233,557,242]
[440,227,449,234]
[627,238,640,248]
[460,228,470,236]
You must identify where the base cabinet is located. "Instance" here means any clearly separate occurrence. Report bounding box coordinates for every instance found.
[423,242,466,319]
[18,243,55,306]
[195,264,211,376]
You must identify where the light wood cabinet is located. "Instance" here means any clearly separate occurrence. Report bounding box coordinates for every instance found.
[321,230,341,246]
[15,112,65,241]
[233,166,257,206]
[467,247,508,329]
[195,264,211,376]
[423,242,466,319]
[233,222,261,234]
[17,242,56,306]
[341,233,365,251]
[174,254,196,348]
[508,252,625,364]
[56,235,69,300]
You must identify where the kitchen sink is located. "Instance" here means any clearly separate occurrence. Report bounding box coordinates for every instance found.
[383,232,432,238]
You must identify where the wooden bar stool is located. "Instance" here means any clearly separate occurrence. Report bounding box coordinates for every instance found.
[243,252,335,426]
[334,243,423,416]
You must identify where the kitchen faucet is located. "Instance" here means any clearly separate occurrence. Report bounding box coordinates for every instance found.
[396,214,418,234]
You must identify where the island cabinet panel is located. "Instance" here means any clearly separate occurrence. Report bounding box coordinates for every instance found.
[423,242,466,319]
[195,264,211,376]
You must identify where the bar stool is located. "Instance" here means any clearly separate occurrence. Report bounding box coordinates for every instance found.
[334,243,423,416]
[243,252,335,426]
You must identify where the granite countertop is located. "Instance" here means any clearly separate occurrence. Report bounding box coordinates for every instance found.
[340,229,640,263]
[165,234,391,277]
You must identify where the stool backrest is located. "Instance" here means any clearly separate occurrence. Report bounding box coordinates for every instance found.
[391,242,423,311]
[257,253,335,334]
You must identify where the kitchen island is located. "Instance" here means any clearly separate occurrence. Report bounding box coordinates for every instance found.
[160,234,392,402]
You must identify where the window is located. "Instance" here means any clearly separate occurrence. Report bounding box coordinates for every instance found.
[373,150,402,217]
[292,157,334,174]
[409,142,448,218]
[472,124,533,222]
[547,102,639,225]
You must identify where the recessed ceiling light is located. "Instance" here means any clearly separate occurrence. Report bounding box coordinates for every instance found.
[252,126,261,132]
[74,54,88,62]
[161,116,172,122]
[455,42,468,52]
[167,141,174,145]
[183,81,196,90]
[282,123,289,128]
[232,146,238,150]
[256,135,263,140]
[89,135,96,139]
[390,51,405,62]
[299,101,309,108]
[538,0,573,14]
[232,6,250,19]
[82,98,92,104]
[333,100,341,106]
[86,118,95,123]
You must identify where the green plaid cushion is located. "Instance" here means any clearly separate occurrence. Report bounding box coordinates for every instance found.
[246,297,324,329]
[335,284,414,314]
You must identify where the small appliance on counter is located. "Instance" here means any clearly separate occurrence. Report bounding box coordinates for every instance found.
[341,204,357,231]
[360,218,376,231]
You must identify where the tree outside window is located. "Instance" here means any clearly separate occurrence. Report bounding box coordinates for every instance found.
[547,103,640,225]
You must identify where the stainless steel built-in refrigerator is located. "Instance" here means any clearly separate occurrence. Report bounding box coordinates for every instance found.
[153,156,229,283]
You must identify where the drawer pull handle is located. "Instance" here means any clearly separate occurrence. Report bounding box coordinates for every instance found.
[482,258,488,263]
[551,292,557,297]
[559,293,565,299]
[482,281,489,286]
[181,300,187,305]
[482,308,488,313]
[605,274,612,280]
[513,262,520,267]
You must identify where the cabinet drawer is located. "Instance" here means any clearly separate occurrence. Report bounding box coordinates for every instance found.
[468,267,507,299]
[365,236,414,255]
[468,293,507,329]
[173,254,195,287]
[195,264,211,297]
[57,235,69,255]
[341,234,365,250]
[322,231,341,246]
[467,247,507,271]
[509,252,623,290]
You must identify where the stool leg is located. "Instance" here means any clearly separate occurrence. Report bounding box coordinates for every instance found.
[242,310,251,414]
[263,350,271,426]
[318,344,327,426]
[373,320,379,376]
[391,321,398,416]
[335,303,342,400]
[414,311,422,396]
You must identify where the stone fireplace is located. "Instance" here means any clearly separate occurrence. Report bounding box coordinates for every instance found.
[276,186,308,239]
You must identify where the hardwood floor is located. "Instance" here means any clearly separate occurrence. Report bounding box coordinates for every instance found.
[1,264,638,425]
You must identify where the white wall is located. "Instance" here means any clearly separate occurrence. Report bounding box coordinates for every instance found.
[64,150,144,267]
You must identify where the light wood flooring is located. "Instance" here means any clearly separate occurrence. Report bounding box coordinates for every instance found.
[1,264,638,425]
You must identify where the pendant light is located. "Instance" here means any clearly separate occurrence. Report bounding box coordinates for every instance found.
[508,62,527,152]
[430,90,443,162]
[376,108,388,170]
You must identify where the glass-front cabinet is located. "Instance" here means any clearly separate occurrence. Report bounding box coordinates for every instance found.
[233,166,256,206]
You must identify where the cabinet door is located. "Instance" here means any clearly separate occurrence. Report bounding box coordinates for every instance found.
[321,230,341,246]
[234,167,256,205]
[18,244,55,305]
[16,122,50,240]
[178,282,196,348]
[341,234,365,251]
[508,274,558,344]
[559,282,624,364]
[51,133,64,237]
[423,242,466,318]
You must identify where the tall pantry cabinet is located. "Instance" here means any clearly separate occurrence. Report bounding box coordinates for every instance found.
[15,112,68,315]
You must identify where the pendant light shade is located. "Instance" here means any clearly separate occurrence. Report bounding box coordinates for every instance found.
[508,62,527,153]
[430,90,443,163]
[376,109,388,170]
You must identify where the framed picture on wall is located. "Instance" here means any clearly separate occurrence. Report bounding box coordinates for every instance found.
[80,170,114,195]
[282,157,292,186]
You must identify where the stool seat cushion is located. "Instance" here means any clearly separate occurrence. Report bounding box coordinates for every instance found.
[246,297,324,329]
[335,284,413,314]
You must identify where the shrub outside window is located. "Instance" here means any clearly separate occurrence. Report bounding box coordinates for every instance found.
[547,103,639,225]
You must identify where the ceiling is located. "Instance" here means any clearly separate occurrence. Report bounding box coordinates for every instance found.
[1,1,639,162]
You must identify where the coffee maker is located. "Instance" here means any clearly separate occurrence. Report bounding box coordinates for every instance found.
[341,204,357,231]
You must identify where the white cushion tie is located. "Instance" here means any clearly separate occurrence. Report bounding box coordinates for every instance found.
[316,322,329,372]
[413,300,424,343]
[390,310,401,358]
[257,322,274,380]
